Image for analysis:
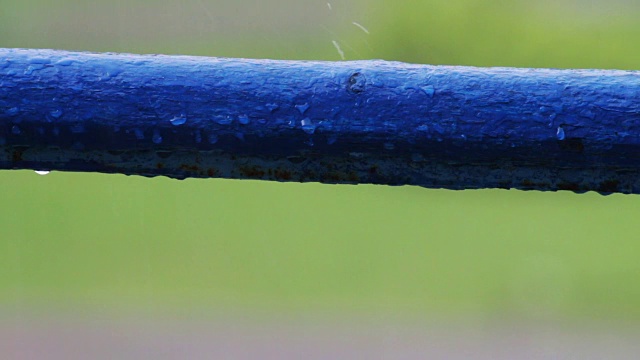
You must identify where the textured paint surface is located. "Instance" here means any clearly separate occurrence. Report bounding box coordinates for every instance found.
[1,48,640,194]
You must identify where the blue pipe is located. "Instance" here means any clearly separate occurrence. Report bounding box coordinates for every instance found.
[1,48,640,194]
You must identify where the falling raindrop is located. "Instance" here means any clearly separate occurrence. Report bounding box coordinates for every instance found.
[332,40,345,60]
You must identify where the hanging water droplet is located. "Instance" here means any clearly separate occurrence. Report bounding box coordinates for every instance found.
[170,116,187,126]
[556,126,565,141]
[214,115,234,125]
[49,109,63,119]
[295,103,310,115]
[421,85,435,98]
[35,170,50,176]
[152,130,163,144]
[238,114,250,125]
[301,118,316,134]
[11,125,21,135]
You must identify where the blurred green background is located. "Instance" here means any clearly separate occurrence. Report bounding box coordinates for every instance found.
[1,0,640,325]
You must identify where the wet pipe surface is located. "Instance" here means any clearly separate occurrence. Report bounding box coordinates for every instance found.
[1,48,640,194]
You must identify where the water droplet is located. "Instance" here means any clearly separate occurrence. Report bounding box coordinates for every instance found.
[384,142,395,150]
[170,116,187,126]
[208,134,218,144]
[50,109,63,118]
[238,114,250,124]
[55,58,74,66]
[152,130,162,144]
[301,118,316,134]
[214,115,234,125]
[35,170,50,176]
[460,134,467,140]
[295,103,310,115]
[6,107,19,116]
[421,85,435,98]
[11,125,21,135]
[556,126,565,141]
[134,128,144,140]
[266,103,279,112]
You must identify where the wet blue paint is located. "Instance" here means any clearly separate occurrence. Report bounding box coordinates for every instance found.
[1,48,640,194]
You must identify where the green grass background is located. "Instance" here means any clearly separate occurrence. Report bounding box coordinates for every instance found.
[1,0,640,323]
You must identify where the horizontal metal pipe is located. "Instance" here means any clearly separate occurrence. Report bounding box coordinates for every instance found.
[1,48,640,194]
